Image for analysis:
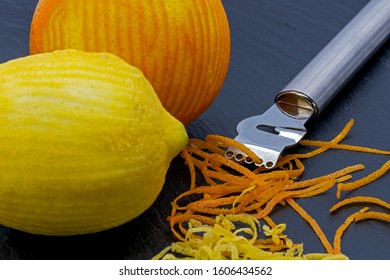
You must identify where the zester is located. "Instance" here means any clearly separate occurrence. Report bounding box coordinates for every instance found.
[225,0,390,169]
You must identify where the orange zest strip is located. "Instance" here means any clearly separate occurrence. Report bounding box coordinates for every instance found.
[286,198,334,254]
[300,140,390,155]
[262,215,277,228]
[206,153,259,180]
[333,207,369,254]
[185,143,215,160]
[202,168,252,186]
[278,158,305,179]
[169,209,191,240]
[242,185,287,213]
[276,119,355,167]
[336,175,353,183]
[235,181,288,213]
[180,148,196,189]
[205,134,262,165]
[167,118,390,257]
[337,159,390,198]
[187,196,238,212]
[170,210,217,241]
[330,196,390,213]
[283,164,364,191]
[354,211,390,223]
[254,192,292,219]
[188,138,225,155]
[290,180,336,199]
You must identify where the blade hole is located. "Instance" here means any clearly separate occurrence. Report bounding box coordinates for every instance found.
[235,153,244,161]
[256,124,278,135]
[225,151,234,159]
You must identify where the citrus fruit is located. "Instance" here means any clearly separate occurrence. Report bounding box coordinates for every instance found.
[0,49,188,235]
[29,0,231,125]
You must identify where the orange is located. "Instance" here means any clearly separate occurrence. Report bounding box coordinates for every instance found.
[30,0,231,125]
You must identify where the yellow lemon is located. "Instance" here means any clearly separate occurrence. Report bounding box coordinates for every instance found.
[0,49,188,235]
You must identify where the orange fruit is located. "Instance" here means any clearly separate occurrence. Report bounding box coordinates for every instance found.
[30,0,231,125]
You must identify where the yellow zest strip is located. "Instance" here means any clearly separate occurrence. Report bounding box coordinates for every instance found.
[300,140,390,155]
[337,160,390,198]
[262,215,277,228]
[155,214,348,260]
[333,207,369,254]
[170,211,216,241]
[153,246,172,260]
[330,196,390,212]
[286,198,334,254]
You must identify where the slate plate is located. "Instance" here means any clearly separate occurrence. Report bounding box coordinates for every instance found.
[0,0,389,260]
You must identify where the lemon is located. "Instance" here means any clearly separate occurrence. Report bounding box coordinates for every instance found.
[0,49,188,235]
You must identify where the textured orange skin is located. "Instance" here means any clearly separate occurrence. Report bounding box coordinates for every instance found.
[30,0,231,125]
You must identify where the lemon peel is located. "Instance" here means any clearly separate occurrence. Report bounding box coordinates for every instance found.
[153,215,348,260]
[0,49,188,235]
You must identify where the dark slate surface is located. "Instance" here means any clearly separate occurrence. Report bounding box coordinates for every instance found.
[0,0,389,260]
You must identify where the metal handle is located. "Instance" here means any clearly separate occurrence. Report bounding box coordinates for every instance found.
[275,0,390,119]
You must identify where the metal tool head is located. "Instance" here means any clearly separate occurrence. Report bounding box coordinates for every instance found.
[225,0,390,169]
[225,104,310,169]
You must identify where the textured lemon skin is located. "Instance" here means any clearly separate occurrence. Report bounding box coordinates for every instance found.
[0,49,188,235]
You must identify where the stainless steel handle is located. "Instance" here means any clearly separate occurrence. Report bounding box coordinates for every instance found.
[275,0,390,119]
